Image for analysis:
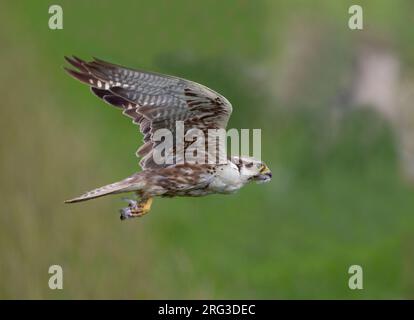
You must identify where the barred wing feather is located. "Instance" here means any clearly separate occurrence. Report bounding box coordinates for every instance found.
[64,56,232,169]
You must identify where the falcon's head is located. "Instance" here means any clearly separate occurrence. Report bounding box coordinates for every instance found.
[232,156,272,184]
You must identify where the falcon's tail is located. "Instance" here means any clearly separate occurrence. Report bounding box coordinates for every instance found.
[64,175,142,203]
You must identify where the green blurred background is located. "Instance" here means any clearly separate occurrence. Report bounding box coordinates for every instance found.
[1,0,414,299]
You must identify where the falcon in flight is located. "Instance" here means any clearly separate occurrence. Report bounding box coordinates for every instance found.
[64,57,272,220]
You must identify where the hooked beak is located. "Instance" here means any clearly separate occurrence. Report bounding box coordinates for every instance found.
[255,166,272,184]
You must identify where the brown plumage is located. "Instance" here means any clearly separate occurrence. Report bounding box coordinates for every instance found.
[64,57,271,220]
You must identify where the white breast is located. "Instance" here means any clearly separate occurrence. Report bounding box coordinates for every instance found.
[207,161,244,194]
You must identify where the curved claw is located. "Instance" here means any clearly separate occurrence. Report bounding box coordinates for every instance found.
[119,197,153,221]
[120,207,133,220]
[121,197,137,207]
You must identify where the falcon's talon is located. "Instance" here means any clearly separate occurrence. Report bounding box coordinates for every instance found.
[118,198,153,221]
[122,197,137,207]
[119,207,133,220]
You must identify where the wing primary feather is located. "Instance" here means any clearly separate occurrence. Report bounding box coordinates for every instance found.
[64,67,96,86]
[64,56,88,72]
[103,95,127,108]
[90,87,109,99]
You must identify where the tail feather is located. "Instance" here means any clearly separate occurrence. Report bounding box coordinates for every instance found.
[65,176,141,203]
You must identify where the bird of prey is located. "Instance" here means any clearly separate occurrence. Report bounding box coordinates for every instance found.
[64,57,272,220]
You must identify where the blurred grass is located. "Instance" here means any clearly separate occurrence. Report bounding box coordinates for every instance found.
[1,0,414,299]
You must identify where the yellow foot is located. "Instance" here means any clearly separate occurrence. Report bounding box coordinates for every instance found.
[120,198,153,220]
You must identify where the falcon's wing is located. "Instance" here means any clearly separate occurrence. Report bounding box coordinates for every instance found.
[64,56,232,169]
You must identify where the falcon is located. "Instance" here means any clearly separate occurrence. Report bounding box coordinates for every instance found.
[64,57,272,220]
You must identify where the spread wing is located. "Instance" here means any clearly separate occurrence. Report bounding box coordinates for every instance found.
[64,56,233,169]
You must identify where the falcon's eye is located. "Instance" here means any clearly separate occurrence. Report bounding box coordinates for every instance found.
[245,162,254,168]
